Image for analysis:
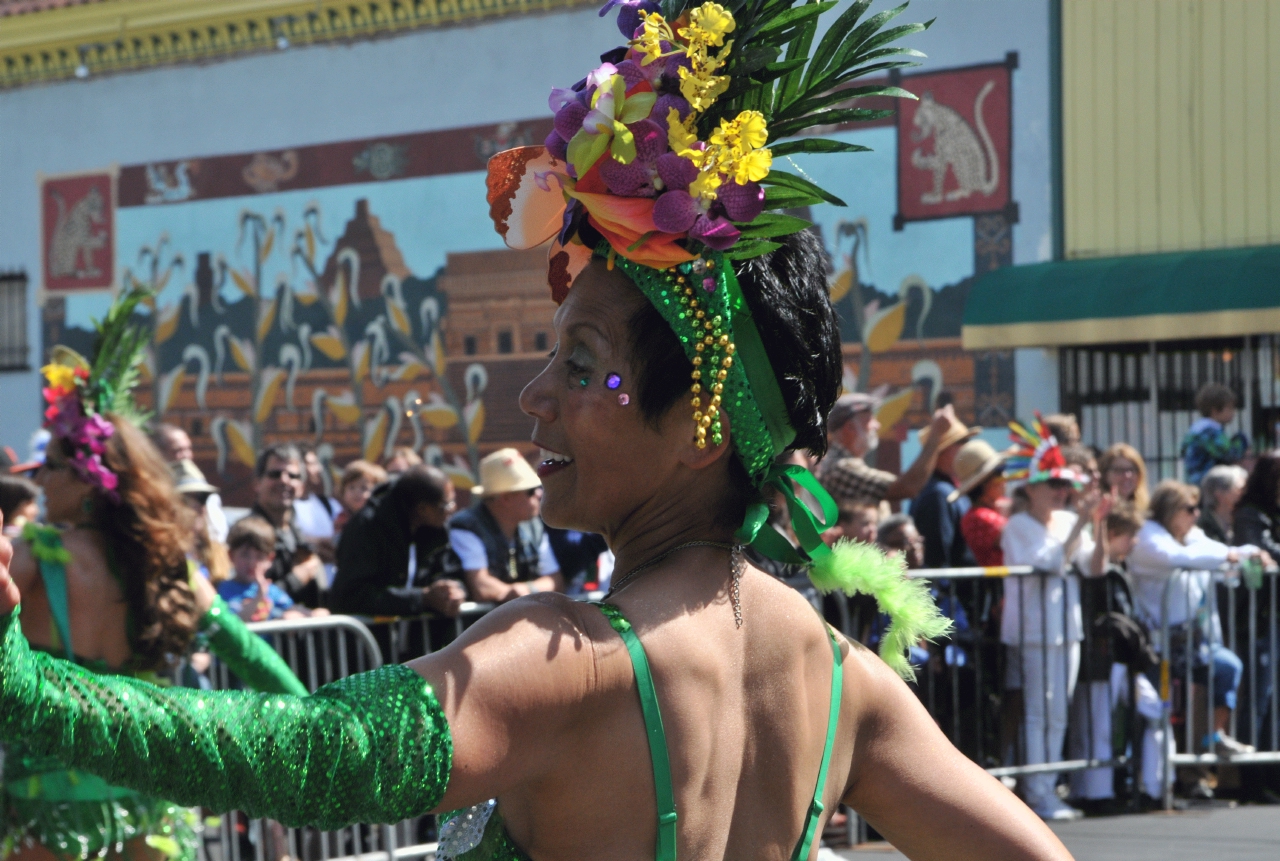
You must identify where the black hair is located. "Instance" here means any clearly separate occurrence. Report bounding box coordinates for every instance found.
[877,513,914,545]
[384,464,450,518]
[0,475,39,523]
[1239,452,1280,519]
[626,228,842,459]
[255,443,302,478]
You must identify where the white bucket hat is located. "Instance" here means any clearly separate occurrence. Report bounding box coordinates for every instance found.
[472,448,542,498]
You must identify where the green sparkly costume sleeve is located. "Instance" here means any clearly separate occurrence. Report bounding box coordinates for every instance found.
[200,595,309,696]
[0,609,451,830]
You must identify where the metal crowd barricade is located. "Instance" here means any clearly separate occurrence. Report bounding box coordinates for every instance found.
[902,566,1133,785]
[201,614,438,861]
[1158,565,1280,810]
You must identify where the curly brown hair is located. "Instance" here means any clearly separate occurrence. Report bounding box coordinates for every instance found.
[82,415,198,671]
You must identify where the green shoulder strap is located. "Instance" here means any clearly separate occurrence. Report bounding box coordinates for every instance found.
[595,603,678,861]
[21,524,74,660]
[791,627,844,861]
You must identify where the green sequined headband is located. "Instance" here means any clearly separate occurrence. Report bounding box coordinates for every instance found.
[602,243,838,568]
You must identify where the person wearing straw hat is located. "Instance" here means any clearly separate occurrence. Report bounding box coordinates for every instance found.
[951,439,1012,568]
[817,390,958,508]
[909,413,981,570]
[448,448,562,603]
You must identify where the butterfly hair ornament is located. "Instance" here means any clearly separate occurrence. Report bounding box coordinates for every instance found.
[486,0,950,676]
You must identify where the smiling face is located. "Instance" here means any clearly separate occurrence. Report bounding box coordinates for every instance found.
[519,259,733,536]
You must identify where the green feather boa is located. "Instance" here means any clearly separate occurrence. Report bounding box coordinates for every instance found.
[808,540,952,680]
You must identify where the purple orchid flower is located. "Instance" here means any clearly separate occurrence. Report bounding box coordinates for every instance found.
[599,0,660,38]
[599,118,667,196]
[690,212,741,250]
[545,129,569,161]
[718,180,766,223]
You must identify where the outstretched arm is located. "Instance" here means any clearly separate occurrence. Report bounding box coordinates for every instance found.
[842,642,1073,861]
[0,516,594,828]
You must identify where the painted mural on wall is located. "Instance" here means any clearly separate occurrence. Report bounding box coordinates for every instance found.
[41,171,116,294]
[41,65,1017,503]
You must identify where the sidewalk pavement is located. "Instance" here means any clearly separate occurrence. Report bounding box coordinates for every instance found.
[835,804,1280,861]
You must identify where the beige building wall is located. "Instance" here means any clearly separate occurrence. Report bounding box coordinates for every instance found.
[1063,0,1280,259]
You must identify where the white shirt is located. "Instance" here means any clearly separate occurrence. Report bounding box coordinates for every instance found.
[293,494,341,541]
[1127,520,1250,633]
[449,529,560,579]
[999,510,1093,646]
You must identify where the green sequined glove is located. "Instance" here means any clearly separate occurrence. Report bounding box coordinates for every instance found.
[199,595,309,696]
[0,609,451,830]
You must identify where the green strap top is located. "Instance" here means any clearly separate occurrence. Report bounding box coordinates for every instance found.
[21,524,75,661]
[594,602,844,861]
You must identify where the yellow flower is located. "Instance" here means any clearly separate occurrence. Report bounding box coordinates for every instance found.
[666,108,700,156]
[682,2,736,48]
[690,168,723,202]
[635,12,676,65]
[733,147,772,184]
[42,363,77,393]
[736,111,768,151]
[710,111,769,156]
[679,64,730,113]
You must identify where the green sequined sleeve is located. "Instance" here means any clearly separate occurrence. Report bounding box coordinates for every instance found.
[200,595,309,696]
[0,609,451,830]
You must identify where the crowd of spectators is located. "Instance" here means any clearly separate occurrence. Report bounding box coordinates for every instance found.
[4,377,1277,822]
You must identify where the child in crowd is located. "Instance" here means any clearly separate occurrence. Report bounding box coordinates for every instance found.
[1069,504,1145,812]
[825,502,879,547]
[333,459,387,535]
[220,517,329,622]
[877,514,924,569]
[0,476,39,537]
[1182,383,1248,486]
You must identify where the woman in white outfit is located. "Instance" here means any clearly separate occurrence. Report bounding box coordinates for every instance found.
[1127,480,1268,799]
[1001,420,1098,821]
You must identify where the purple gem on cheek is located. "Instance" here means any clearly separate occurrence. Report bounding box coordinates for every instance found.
[618,393,630,406]
[605,373,622,389]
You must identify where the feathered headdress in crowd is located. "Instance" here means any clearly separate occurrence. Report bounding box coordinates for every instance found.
[40,286,153,501]
[1006,412,1089,487]
[485,0,951,677]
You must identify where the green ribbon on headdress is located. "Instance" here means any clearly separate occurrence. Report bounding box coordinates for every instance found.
[605,245,839,567]
[604,244,952,679]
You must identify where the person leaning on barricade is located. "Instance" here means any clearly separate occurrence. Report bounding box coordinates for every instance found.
[1067,504,1146,813]
[448,448,563,603]
[1199,464,1248,545]
[1128,481,1271,762]
[328,465,468,618]
[248,443,326,607]
[999,416,1100,822]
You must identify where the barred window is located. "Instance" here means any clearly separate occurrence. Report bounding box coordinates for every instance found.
[0,272,28,371]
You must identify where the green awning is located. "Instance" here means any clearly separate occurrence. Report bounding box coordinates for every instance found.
[962,244,1280,349]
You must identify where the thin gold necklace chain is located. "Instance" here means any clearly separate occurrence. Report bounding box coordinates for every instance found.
[606,540,746,628]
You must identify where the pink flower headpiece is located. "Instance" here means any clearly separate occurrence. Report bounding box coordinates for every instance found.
[42,361,120,502]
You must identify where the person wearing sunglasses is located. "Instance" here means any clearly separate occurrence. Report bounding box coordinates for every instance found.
[449,448,562,603]
[248,443,325,608]
[1129,480,1271,780]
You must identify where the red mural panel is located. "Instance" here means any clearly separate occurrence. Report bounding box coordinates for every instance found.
[42,171,115,292]
[895,59,1014,226]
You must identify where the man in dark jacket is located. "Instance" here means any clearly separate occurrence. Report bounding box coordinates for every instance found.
[449,448,562,602]
[329,465,467,618]
[910,415,979,570]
